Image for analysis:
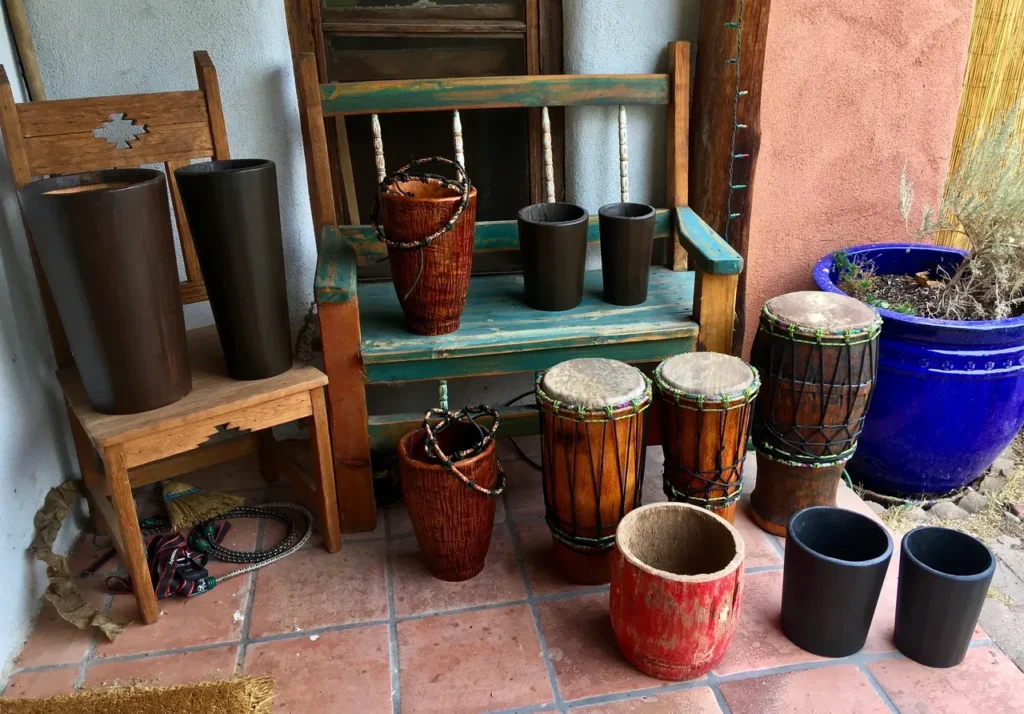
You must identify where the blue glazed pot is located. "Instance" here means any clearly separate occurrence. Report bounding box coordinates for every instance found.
[813,243,1024,496]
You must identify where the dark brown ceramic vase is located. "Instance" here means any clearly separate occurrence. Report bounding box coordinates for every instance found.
[518,202,589,311]
[175,159,292,380]
[398,422,500,581]
[19,169,191,414]
[380,180,478,335]
[599,202,656,306]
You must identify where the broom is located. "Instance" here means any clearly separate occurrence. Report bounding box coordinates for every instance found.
[161,481,245,532]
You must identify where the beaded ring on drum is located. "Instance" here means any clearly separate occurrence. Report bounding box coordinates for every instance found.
[536,358,652,586]
[751,291,882,465]
[654,352,759,524]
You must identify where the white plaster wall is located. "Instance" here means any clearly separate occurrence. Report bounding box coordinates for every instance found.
[0,17,79,677]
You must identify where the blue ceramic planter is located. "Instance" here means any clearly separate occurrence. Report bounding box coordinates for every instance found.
[813,243,1024,496]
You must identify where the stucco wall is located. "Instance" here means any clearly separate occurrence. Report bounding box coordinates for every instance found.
[742,0,974,355]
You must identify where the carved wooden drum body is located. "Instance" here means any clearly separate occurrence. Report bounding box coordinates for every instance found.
[537,358,652,585]
[655,353,759,524]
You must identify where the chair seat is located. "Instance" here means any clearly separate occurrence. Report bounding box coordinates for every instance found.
[358,265,699,383]
[60,325,327,449]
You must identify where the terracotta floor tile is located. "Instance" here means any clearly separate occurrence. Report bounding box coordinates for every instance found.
[571,687,723,713]
[513,520,596,596]
[733,497,783,568]
[247,541,386,638]
[862,551,900,654]
[503,459,545,520]
[712,570,825,676]
[537,592,678,701]
[391,528,525,617]
[15,571,108,669]
[868,645,1024,714]
[2,668,78,699]
[85,644,238,688]
[385,498,505,539]
[397,604,552,713]
[720,664,889,713]
[67,532,122,578]
[245,625,391,714]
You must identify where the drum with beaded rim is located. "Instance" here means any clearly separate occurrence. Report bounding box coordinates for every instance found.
[655,353,759,524]
[537,358,652,585]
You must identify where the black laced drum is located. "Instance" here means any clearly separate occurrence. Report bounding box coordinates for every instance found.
[537,358,651,585]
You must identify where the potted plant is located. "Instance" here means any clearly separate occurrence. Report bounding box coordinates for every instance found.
[813,110,1024,498]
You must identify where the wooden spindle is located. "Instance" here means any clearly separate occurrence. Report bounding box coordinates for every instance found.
[453,110,465,171]
[371,113,386,184]
[541,106,555,202]
[618,105,629,203]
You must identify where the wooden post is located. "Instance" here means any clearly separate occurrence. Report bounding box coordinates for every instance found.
[295,54,337,239]
[307,387,342,552]
[4,0,45,100]
[666,42,690,271]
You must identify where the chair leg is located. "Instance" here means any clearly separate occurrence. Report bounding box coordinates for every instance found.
[66,403,112,535]
[256,431,280,483]
[308,387,342,553]
[101,444,159,624]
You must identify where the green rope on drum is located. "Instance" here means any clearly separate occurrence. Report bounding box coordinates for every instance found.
[546,518,618,552]
[754,447,853,470]
[653,363,760,412]
[759,304,882,346]
[535,373,654,423]
[663,479,743,508]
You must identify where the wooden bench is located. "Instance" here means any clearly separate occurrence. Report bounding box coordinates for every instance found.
[294,41,743,533]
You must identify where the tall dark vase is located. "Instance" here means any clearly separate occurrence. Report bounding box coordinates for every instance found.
[895,526,995,668]
[781,506,892,657]
[19,169,191,414]
[598,202,655,306]
[175,160,292,380]
[517,202,588,311]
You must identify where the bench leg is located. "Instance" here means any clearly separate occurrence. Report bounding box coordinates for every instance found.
[308,387,342,552]
[694,270,739,354]
[318,300,376,533]
[256,431,280,483]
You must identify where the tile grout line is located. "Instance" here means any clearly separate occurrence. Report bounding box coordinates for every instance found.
[234,517,266,673]
[384,508,401,714]
[858,664,901,713]
[74,591,114,689]
[709,682,734,714]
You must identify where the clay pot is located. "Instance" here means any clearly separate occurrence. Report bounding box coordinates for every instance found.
[398,421,500,581]
[782,507,892,657]
[19,169,191,414]
[610,502,744,680]
[598,202,655,306]
[749,451,847,536]
[175,159,292,380]
[895,526,995,667]
[380,179,478,335]
[518,202,589,311]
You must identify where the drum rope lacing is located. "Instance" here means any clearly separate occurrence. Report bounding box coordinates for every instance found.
[422,404,505,497]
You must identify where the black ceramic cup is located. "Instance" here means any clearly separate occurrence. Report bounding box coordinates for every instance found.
[598,202,656,306]
[894,526,995,668]
[175,159,293,381]
[781,506,893,657]
[517,202,589,311]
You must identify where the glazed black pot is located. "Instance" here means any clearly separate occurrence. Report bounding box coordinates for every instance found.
[598,202,655,306]
[517,202,588,311]
[19,169,191,414]
[175,160,292,380]
[781,506,893,657]
[894,526,995,668]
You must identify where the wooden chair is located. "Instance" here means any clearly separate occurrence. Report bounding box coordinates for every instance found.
[0,51,342,624]
[294,41,744,533]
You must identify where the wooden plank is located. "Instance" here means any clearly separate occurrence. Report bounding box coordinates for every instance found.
[322,19,525,36]
[369,405,539,450]
[166,158,203,285]
[667,42,691,271]
[297,53,338,233]
[25,123,214,176]
[194,51,230,160]
[320,74,670,116]
[15,90,208,137]
[305,387,342,552]
[315,226,357,303]
[180,280,209,304]
[694,271,739,354]
[123,434,258,493]
[675,206,743,275]
[322,4,521,21]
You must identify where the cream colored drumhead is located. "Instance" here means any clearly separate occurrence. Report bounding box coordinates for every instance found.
[765,291,877,331]
[658,352,755,396]
[541,358,647,409]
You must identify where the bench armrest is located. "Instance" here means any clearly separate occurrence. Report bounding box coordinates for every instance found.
[315,225,358,303]
[674,206,743,275]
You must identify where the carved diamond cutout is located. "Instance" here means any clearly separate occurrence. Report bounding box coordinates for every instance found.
[93,113,147,149]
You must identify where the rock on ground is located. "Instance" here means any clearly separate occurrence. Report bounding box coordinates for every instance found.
[981,475,1009,495]
[959,489,989,515]
[906,506,931,524]
[929,501,970,521]
[866,501,885,516]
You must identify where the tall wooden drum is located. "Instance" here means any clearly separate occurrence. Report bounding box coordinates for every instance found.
[537,358,652,585]
[655,353,759,524]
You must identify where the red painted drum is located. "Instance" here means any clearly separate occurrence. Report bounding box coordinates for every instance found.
[611,503,745,680]
[537,358,652,585]
[655,353,759,524]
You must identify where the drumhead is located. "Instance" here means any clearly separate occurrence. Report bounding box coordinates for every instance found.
[657,352,755,397]
[765,291,877,332]
[540,358,647,409]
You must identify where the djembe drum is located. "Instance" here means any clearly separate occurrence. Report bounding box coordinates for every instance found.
[749,291,881,535]
[655,353,759,524]
[537,358,652,584]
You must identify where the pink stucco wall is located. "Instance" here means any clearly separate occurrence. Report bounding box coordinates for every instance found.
[741,0,974,356]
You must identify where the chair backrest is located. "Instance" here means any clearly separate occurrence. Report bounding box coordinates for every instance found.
[295,41,691,274]
[0,50,230,369]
